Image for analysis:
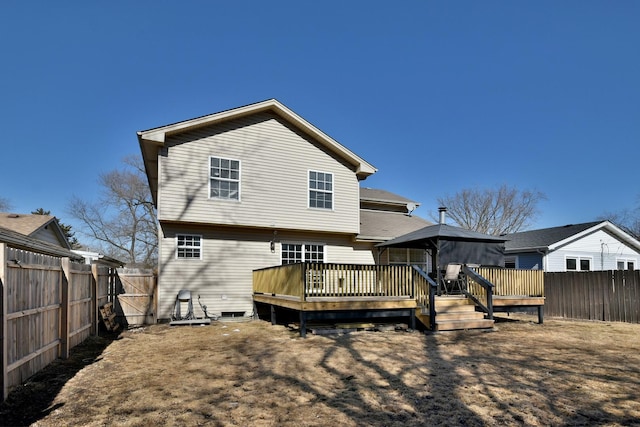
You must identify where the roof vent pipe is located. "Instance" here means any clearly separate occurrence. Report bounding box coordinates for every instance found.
[438,207,447,224]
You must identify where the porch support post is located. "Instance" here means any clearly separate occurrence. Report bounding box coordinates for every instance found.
[486,284,494,321]
[299,311,307,338]
[270,305,276,325]
[409,308,416,330]
[538,305,544,324]
[428,283,436,331]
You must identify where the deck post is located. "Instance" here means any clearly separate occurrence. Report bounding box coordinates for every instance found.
[299,311,307,338]
[409,308,416,330]
[270,305,276,325]
[487,285,494,321]
[428,282,436,331]
[538,305,544,324]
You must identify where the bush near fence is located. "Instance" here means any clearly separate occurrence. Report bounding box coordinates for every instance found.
[0,244,117,401]
[545,270,640,323]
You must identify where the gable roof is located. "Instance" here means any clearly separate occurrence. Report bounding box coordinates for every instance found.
[504,221,640,253]
[0,212,71,249]
[138,99,377,205]
[358,210,431,242]
[360,188,418,206]
[0,225,83,261]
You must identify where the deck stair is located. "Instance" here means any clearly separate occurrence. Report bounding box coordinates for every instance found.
[417,295,495,332]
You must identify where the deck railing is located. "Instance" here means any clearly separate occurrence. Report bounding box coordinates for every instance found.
[254,263,421,300]
[254,264,544,305]
[469,267,544,297]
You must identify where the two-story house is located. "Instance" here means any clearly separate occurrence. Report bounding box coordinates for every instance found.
[139,99,429,320]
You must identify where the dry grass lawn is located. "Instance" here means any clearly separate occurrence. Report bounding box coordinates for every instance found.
[2,314,640,426]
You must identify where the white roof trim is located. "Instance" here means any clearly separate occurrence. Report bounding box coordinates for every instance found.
[138,99,377,177]
[549,220,640,252]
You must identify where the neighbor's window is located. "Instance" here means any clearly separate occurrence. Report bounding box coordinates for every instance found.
[504,256,517,269]
[309,171,333,209]
[618,259,636,270]
[281,243,325,264]
[566,257,591,271]
[177,234,202,259]
[210,156,240,200]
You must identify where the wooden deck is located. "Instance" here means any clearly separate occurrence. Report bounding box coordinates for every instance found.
[253,263,545,336]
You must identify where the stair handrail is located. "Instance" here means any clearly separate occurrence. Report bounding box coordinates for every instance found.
[412,265,439,331]
[462,265,494,320]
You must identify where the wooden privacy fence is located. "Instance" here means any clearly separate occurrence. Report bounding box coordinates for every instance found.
[545,270,640,323]
[0,244,116,401]
[116,268,157,326]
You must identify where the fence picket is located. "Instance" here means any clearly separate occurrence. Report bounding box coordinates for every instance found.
[545,270,640,323]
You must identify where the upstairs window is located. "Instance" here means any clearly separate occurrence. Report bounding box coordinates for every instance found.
[309,171,333,209]
[177,234,202,259]
[210,157,240,200]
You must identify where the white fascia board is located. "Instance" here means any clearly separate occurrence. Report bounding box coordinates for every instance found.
[136,99,377,177]
[548,222,604,251]
[548,221,640,253]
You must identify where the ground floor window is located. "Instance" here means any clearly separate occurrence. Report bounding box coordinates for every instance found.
[617,259,636,270]
[566,256,591,271]
[281,243,325,264]
[388,248,429,272]
[176,234,202,259]
[504,256,517,269]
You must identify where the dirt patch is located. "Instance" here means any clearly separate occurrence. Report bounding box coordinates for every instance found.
[2,314,640,426]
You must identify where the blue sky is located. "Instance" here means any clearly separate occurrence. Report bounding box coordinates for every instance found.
[1,1,638,242]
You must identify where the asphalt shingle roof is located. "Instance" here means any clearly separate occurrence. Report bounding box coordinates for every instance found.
[503,221,602,251]
[358,210,431,241]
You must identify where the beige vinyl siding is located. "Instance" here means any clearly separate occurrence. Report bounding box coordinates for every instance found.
[158,112,361,234]
[157,225,376,320]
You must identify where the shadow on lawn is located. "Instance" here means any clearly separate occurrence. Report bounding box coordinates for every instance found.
[0,333,117,426]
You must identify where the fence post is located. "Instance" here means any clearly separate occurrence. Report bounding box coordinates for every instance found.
[91,264,99,336]
[1,243,7,401]
[60,258,71,359]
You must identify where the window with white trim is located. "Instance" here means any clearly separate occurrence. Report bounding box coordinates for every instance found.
[566,256,591,271]
[617,259,636,270]
[210,156,240,200]
[388,248,428,272]
[177,234,202,259]
[309,171,333,209]
[281,243,325,265]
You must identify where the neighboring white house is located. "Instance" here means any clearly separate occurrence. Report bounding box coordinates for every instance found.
[138,99,430,320]
[503,221,640,272]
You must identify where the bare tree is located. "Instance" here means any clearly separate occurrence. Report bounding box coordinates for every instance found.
[435,185,546,235]
[67,155,157,267]
[32,208,81,249]
[0,197,12,211]
[600,197,640,239]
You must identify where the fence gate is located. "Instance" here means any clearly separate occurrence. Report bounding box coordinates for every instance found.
[116,268,157,327]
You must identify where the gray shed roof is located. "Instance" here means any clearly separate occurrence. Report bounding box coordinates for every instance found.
[503,221,603,252]
[0,225,84,260]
